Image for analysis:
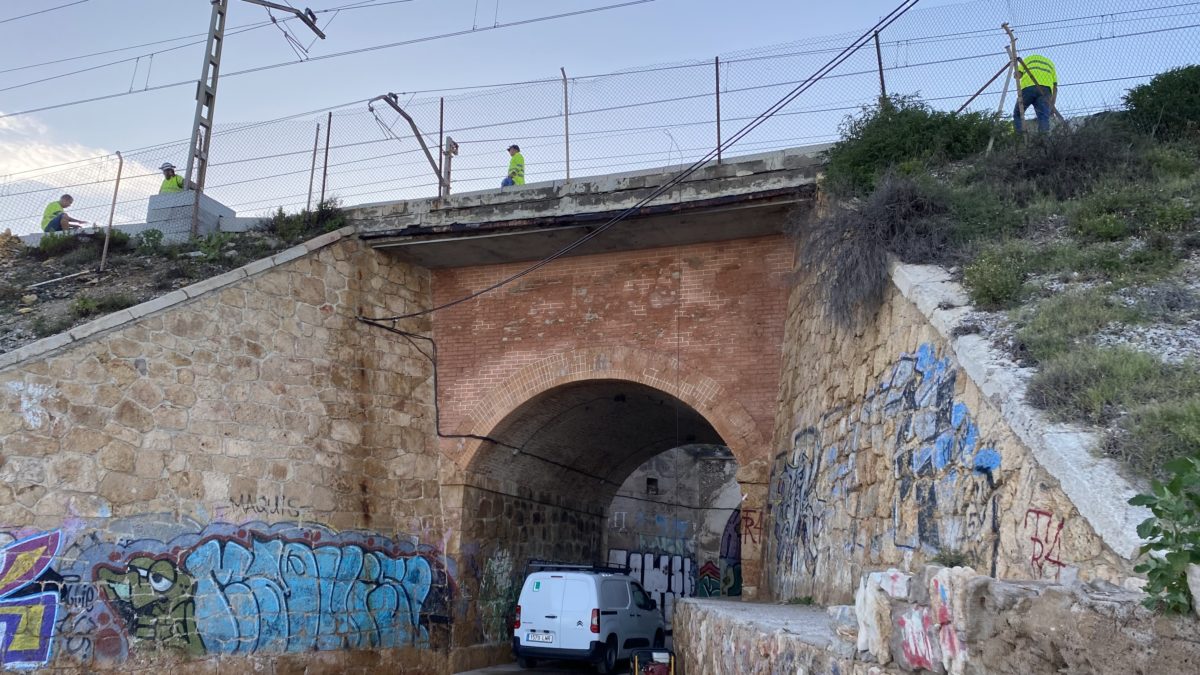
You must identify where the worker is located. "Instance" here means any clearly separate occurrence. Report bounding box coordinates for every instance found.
[501,144,525,187]
[159,162,186,193]
[41,194,86,233]
[1014,53,1058,134]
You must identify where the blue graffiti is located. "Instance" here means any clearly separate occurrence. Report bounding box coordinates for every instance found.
[186,536,433,654]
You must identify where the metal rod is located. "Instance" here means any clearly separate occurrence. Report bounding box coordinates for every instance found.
[320,111,332,205]
[369,93,447,191]
[957,61,1010,114]
[437,97,445,199]
[874,31,887,101]
[715,56,722,164]
[561,67,570,181]
[306,122,320,211]
[99,151,123,273]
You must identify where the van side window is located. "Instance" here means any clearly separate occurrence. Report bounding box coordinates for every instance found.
[631,582,653,610]
[601,580,629,608]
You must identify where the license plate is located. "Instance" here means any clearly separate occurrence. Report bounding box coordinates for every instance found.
[527,633,554,643]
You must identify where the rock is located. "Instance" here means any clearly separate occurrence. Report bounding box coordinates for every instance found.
[184,251,205,258]
[20,294,37,305]
[1188,564,1200,619]
[16,308,34,315]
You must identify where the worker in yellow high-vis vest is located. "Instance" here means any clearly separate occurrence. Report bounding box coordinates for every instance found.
[1014,54,1058,134]
[158,162,186,193]
[502,144,525,187]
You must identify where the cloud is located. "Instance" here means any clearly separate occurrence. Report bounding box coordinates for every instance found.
[0,111,111,177]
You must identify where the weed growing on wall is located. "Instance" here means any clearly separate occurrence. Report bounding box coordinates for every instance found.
[1129,455,1200,613]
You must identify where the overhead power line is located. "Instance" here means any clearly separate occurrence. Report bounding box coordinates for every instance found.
[0,0,89,25]
[0,0,656,121]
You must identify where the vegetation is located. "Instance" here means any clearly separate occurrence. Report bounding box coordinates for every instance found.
[1123,65,1200,140]
[136,228,164,254]
[30,314,74,338]
[71,293,136,319]
[930,549,972,568]
[785,596,815,606]
[267,198,346,245]
[1129,455,1200,614]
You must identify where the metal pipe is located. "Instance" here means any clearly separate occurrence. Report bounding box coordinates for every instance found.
[715,56,722,164]
[562,67,570,181]
[320,110,332,205]
[306,122,320,211]
[957,61,1010,114]
[99,151,124,272]
[874,31,887,101]
[369,93,447,192]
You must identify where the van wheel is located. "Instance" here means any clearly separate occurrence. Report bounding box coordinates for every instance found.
[654,630,665,648]
[516,656,537,669]
[595,636,618,674]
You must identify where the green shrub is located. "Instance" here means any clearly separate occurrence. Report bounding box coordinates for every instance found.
[1150,202,1196,233]
[37,232,82,258]
[1124,65,1200,140]
[30,314,74,337]
[1144,143,1200,178]
[823,96,1003,195]
[964,247,1026,309]
[1016,291,1140,363]
[786,596,815,606]
[1026,347,1200,424]
[1128,455,1200,614]
[105,229,132,252]
[71,293,136,319]
[198,232,233,261]
[1074,213,1129,241]
[267,199,346,245]
[930,549,972,568]
[1115,398,1200,481]
[135,228,165,254]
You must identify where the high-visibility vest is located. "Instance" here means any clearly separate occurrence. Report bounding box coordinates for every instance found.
[41,201,64,231]
[160,175,185,193]
[508,153,526,185]
[1019,54,1057,90]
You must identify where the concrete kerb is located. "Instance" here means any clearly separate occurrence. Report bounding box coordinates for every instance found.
[889,260,1150,560]
[0,225,358,373]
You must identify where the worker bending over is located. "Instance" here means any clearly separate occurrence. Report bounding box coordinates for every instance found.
[1014,54,1057,134]
[41,194,87,232]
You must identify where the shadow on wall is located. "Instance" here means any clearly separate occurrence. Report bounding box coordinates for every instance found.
[0,518,454,669]
[769,343,1004,600]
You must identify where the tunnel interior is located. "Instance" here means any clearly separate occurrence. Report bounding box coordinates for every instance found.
[459,380,743,641]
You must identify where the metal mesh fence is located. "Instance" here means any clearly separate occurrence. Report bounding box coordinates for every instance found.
[1,0,1196,243]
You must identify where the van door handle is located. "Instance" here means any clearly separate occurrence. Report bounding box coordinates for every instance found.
[545,615,557,619]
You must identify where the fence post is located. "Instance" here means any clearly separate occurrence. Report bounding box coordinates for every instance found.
[874,31,887,102]
[306,122,321,212]
[438,97,445,199]
[99,151,124,273]
[320,111,332,206]
[715,56,722,164]
[561,67,570,181]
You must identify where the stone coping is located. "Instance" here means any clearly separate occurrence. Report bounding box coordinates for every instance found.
[0,226,357,373]
[890,261,1149,560]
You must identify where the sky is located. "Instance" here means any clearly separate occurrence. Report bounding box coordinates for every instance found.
[1,0,1194,231]
[0,0,948,170]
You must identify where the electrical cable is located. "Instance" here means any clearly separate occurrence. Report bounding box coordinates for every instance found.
[0,0,657,120]
[0,0,88,25]
[357,0,923,327]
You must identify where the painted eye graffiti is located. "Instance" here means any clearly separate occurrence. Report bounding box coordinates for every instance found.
[149,572,173,593]
[131,560,177,593]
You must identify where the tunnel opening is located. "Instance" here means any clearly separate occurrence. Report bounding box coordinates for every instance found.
[456,379,744,644]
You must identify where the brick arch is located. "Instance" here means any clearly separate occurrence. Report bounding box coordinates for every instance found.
[446,346,766,472]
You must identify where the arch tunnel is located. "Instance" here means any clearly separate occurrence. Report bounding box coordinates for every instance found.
[450,379,748,645]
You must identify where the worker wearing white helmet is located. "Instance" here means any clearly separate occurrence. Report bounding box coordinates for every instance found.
[159,162,186,194]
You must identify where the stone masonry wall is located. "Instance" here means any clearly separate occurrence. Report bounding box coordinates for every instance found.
[766,263,1133,605]
[0,237,451,673]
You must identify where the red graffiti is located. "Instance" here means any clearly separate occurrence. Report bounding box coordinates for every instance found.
[1024,509,1066,579]
[740,509,763,545]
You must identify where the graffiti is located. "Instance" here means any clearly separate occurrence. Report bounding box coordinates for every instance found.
[1024,509,1067,580]
[770,427,825,593]
[718,510,742,597]
[635,534,692,556]
[477,550,516,643]
[0,519,452,667]
[931,573,964,673]
[226,493,307,519]
[0,531,61,669]
[896,606,936,671]
[740,509,763,546]
[607,550,694,626]
[609,511,628,533]
[2,382,53,429]
[696,561,722,598]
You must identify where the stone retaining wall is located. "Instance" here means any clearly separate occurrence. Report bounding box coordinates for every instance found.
[766,261,1137,605]
[0,234,451,673]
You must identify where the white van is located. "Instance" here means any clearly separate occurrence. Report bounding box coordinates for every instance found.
[512,563,666,673]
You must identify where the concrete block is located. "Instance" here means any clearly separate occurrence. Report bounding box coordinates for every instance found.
[126,291,189,320]
[68,309,136,342]
[240,256,278,277]
[0,331,76,369]
[270,245,308,266]
[181,268,247,299]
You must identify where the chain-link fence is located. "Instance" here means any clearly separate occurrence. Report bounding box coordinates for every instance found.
[1,0,1196,245]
